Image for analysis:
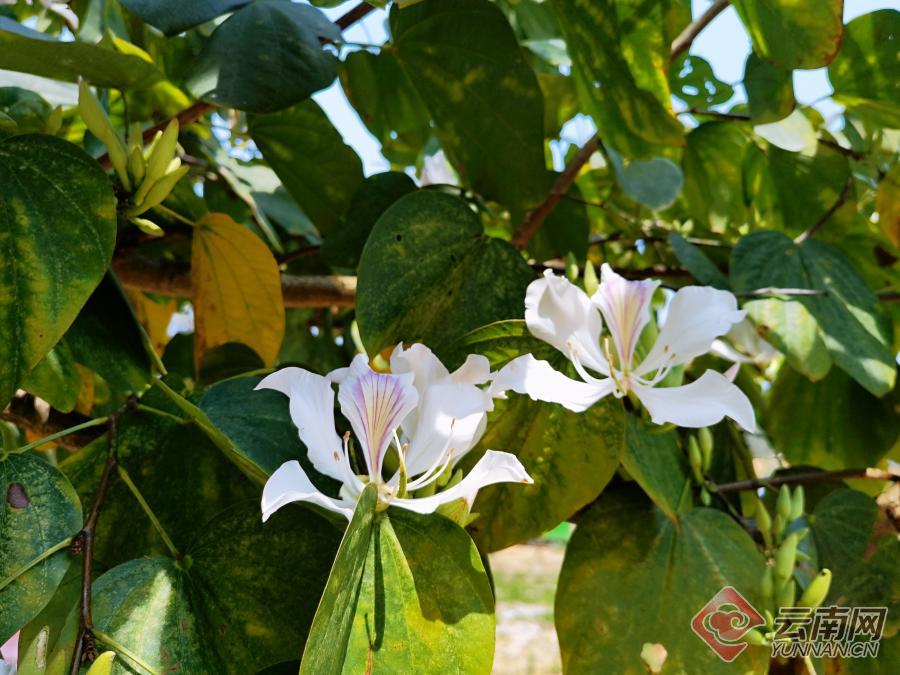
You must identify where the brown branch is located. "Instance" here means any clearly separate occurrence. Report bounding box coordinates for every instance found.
[112,255,356,307]
[714,468,898,494]
[511,136,600,250]
[336,2,376,30]
[1,394,102,452]
[671,0,731,60]
[685,108,750,121]
[794,177,853,243]
[820,137,865,160]
[70,415,120,675]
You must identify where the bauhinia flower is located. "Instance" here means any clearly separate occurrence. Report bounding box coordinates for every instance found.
[258,345,533,521]
[490,264,756,431]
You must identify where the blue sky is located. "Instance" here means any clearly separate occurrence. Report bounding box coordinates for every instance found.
[316,0,895,176]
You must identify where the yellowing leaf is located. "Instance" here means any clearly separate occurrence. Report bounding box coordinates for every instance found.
[127,290,176,356]
[192,213,285,368]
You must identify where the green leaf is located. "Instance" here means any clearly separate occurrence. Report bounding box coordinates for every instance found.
[445,321,624,552]
[339,50,431,165]
[744,52,795,124]
[357,191,533,354]
[0,87,52,136]
[119,0,251,36]
[250,100,363,236]
[199,375,337,487]
[731,231,895,396]
[669,233,730,289]
[65,276,154,408]
[16,564,81,675]
[197,342,265,386]
[682,122,750,230]
[810,489,878,588]
[391,0,547,207]
[23,341,81,414]
[321,172,417,269]
[828,10,900,128]
[556,485,768,674]
[0,453,82,644]
[607,146,683,211]
[51,503,339,674]
[303,487,495,673]
[745,298,832,380]
[0,134,117,408]
[0,18,162,89]
[767,366,899,469]
[188,0,340,113]
[61,404,259,568]
[732,0,843,69]
[553,0,683,158]
[669,54,734,108]
[621,416,690,522]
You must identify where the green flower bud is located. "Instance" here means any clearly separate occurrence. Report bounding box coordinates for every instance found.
[46,105,62,134]
[688,436,703,484]
[698,427,713,471]
[78,79,130,190]
[790,485,805,521]
[777,486,792,522]
[743,628,769,646]
[799,569,831,609]
[756,499,773,549]
[777,578,796,609]
[761,565,774,609]
[774,532,799,582]
[565,252,579,283]
[130,217,163,237]
[583,259,599,296]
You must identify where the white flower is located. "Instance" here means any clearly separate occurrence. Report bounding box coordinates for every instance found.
[0,0,79,30]
[257,345,532,521]
[0,657,15,675]
[490,265,756,431]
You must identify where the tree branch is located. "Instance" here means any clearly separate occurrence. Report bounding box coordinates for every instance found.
[70,415,120,674]
[112,255,356,307]
[714,467,898,494]
[671,0,731,60]
[1,394,103,451]
[511,136,600,251]
[794,176,853,243]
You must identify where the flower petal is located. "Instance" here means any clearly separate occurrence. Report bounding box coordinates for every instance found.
[405,381,493,476]
[526,270,608,374]
[591,264,659,369]
[390,343,451,388]
[633,370,757,431]
[450,353,492,385]
[637,286,746,375]
[327,352,371,384]
[489,354,614,413]
[338,365,419,478]
[255,368,345,482]
[262,460,355,522]
[392,450,532,515]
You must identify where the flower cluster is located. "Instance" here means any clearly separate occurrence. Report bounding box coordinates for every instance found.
[259,264,755,521]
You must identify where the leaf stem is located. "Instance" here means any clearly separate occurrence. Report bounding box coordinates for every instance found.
[93,629,160,675]
[8,417,108,455]
[117,465,181,560]
[153,203,195,227]
[0,536,73,592]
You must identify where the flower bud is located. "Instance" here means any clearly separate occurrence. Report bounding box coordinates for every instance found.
[78,79,130,190]
[698,427,713,471]
[130,217,164,237]
[688,436,703,484]
[777,578,796,609]
[799,569,831,609]
[790,485,805,521]
[583,259,598,296]
[774,532,799,582]
[756,499,773,549]
[777,486,792,522]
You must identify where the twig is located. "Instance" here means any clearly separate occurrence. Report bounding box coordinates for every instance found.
[7,417,109,455]
[70,414,121,675]
[511,136,600,250]
[714,468,898,494]
[794,177,853,243]
[820,137,865,160]
[112,254,356,307]
[335,2,376,30]
[278,244,322,265]
[671,0,731,60]
[1,394,103,451]
[685,108,750,122]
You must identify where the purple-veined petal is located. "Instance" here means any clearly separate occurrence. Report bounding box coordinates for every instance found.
[392,450,532,515]
[255,368,344,482]
[633,370,757,431]
[489,354,614,413]
[327,352,371,384]
[338,365,419,479]
[591,264,659,370]
[404,381,493,477]
[636,286,746,376]
[526,270,609,374]
[262,461,355,522]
